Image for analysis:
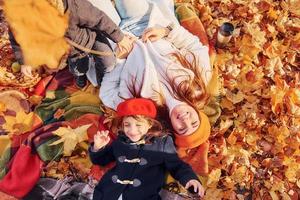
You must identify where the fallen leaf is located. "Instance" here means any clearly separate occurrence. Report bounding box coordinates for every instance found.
[49,124,92,156]
[3,0,70,69]
[3,111,34,134]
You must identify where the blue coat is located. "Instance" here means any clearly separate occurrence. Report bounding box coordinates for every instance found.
[89,134,198,200]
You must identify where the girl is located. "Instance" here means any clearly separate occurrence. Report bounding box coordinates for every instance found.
[89,98,204,200]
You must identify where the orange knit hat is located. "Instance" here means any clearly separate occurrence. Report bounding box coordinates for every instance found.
[174,111,211,157]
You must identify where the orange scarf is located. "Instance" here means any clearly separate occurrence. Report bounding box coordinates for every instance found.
[174,111,211,157]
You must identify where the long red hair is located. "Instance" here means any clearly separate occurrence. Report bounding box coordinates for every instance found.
[164,51,210,111]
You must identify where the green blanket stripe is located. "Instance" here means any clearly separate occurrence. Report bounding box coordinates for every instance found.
[0,148,11,180]
[63,105,102,120]
[35,99,71,123]
[36,137,63,162]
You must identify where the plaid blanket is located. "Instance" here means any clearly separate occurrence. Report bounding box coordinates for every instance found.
[0,69,105,198]
[24,177,95,200]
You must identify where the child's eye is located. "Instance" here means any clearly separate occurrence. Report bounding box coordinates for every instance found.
[123,124,130,127]
[136,124,142,127]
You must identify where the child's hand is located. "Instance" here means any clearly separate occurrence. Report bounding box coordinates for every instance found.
[185,179,205,197]
[93,130,110,151]
[117,35,136,54]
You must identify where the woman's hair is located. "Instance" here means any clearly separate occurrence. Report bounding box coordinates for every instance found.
[116,115,167,140]
[166,52,210,111]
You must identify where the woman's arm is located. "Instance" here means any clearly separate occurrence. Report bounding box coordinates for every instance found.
[165,24,207,53]
[141,26,212,85]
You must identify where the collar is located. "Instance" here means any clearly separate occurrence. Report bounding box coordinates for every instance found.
[118,132,148,145]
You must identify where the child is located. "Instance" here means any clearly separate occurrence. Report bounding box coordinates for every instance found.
[8,0,134,88]
[89,98,204,200]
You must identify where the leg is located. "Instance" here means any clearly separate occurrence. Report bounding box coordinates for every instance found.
[68,50,89,88]
[92,36,116,85]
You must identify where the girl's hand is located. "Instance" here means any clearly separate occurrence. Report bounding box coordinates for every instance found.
[141,27,169,42]
[93,130,110,151]
[185,179,205,197]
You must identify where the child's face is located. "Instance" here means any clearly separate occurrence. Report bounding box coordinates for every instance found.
[122,116,151,142]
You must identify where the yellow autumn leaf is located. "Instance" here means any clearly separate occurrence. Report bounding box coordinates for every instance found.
[283,156,300,183]
[238,35,261,65]
[3,111,34,134]
[206,168,221,187]
[3,0,70,69]
[286,88,300,117]
[0,101,6,114]
[269,191,279,200]
[230,166,250,184]
[49,124,92,156]
[203,188,223,200]
[69,155,93,175]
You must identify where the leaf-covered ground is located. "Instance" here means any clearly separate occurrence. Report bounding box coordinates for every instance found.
[1,0,299,199]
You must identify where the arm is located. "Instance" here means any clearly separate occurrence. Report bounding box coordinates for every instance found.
[141,26,211,85]
[99,61,126,110]
[88,130,115,166]
[163,136,199,186]
[88,142,115,166]
[74,0,124,43]
[166,24,208,53]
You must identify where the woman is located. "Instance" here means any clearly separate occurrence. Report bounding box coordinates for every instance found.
[98,0,212,174]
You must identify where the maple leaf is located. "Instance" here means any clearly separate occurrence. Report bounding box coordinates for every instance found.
[283,156,300,183]
[3,0,70,69]
[3,111,34,134]
[206,168,221,187]
[49,124,92,156]
[203,188,223,200]
[69,155,93,179]
[285,88,300,117]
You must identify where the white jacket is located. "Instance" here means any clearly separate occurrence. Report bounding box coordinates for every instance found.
[99,25,212,112]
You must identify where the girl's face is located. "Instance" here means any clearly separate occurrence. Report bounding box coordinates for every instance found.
[122,116,151,142]
[170,104,200,136]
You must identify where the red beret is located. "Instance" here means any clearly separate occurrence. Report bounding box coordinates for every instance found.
[117,98,157,118]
